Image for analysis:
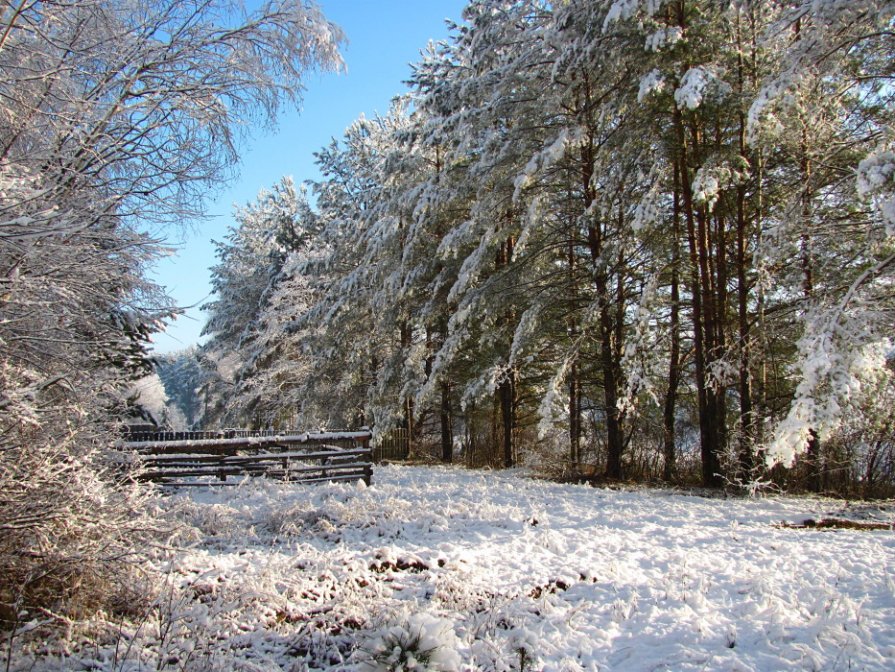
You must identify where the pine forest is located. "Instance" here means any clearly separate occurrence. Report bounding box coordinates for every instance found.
[187,0,895,494]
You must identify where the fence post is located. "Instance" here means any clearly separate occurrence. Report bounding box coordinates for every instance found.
[362,430,372,485]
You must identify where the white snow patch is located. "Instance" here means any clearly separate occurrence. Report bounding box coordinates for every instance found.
[645,26,683,52]
[7,466,894,670]
[674,66,729,110]
[637,69,666,103]
[603,0,638,32]
[857,149,895,235]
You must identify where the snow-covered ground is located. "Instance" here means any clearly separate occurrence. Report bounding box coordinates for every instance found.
[8,465,895,671]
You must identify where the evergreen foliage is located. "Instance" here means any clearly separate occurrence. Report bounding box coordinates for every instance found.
[203,0,895,494]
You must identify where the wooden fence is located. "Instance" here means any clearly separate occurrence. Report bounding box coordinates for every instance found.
[121,430,372,487]
[374,428,410,461]
[123,428,285,443]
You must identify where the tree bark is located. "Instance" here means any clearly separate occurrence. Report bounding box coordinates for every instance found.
[499,373,515,468]
[582,130,626,480]
[735,113,755,479]
[567,234,582,470]
[440,381,453,464]
[663,160,683,482]
[596,269,624,480]
[675,107,724,488]
[569,361,581,469]
[400,321,416,458]
[496,232,517,469]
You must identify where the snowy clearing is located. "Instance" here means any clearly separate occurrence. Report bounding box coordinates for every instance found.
[9,465,895,671]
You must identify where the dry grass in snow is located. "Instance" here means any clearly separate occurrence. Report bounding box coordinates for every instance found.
[4,465,894,671]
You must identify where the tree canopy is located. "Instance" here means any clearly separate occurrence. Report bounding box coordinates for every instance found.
[196,0,895,496]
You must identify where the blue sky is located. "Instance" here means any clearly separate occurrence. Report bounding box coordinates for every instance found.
[150,0,466,353]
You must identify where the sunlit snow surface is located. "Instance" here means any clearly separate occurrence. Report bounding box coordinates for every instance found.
[14,466,895,671]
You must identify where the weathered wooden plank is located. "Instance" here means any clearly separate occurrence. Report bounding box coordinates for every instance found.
[140,462,371,479]
[137,448,371,465]
[155,471,369,487]
[122,431,371,453]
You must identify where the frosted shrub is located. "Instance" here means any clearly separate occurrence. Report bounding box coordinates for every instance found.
[518,426,568,477]
[508,627,540,672]
[360,612,461,671]
[0,425,162,621]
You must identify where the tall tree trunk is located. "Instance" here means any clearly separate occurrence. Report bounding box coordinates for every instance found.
[567,232,582,470]
[799,104,823,493]
[671,0,724,487]
[712,208,729,474]
[464,401,478,467]
[663,161,683,482]
[569,362,581,469]
[735,121,755,479]
[732,10,756,479]
[593,258,625,480]
[600,309,624,479]
[499,374,515,468]
[400,321,416,458]
[735,184,754,478]
[582,140,626,479]
[496,233,517,469]
[440,381,453,464]
[676,108,724,487]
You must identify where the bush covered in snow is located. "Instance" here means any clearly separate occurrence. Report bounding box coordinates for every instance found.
[360,612,461,671]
